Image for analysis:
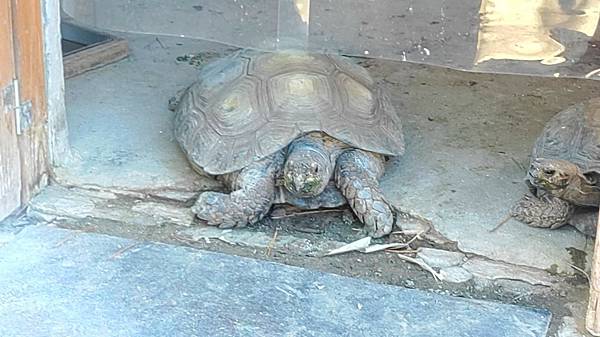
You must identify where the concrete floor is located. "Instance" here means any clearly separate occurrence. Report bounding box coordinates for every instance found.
[58,34,229,193]
[60,32,600,274]
[0,225,551,337]
[373,61,599,272]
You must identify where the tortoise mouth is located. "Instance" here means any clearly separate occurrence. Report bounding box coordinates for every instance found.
[283,174,324,197]
[527,172,569,190]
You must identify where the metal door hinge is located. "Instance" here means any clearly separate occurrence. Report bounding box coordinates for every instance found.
[1,79,32,135]
[1,80,16,112]
[16,100,32,135]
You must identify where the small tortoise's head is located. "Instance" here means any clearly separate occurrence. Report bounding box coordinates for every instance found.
[283,148,332,198]
[527,158,580,192]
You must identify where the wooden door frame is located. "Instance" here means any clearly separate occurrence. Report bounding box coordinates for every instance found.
[42,0,72,169]
[0,0,69,220]
[0,0,21,219]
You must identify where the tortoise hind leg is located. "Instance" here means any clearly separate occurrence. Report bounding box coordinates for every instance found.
[511,194,574,229]
[335,149,394,238]
[193,152,285,228]
[569,207,597,237]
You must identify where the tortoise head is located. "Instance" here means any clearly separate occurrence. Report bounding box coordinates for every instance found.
[527,158,581,192]
[283,145,333,198]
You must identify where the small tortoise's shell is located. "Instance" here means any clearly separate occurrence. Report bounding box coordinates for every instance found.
[532,98,600,173]
[173,50,404,175]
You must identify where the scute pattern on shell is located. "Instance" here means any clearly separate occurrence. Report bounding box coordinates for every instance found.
[532,98,600,174]
[174,50,404,175]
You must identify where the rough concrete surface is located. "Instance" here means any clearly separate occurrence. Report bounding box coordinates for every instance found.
[59,32,600,275]
[370,59,600,273]
[0,225,551,337]
[27,186,560,287]
[61,0,600,79]
[59,34,227,192]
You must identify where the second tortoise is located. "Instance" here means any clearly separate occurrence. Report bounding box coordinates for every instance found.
[511,98,600,237]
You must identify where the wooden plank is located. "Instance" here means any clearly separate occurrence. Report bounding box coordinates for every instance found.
[0,0,21,220]
[63,37,128,79]
[11,0,49,203]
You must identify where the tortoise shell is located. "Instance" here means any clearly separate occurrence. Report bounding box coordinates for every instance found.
[532,98,600,173]
[173,50,404,175]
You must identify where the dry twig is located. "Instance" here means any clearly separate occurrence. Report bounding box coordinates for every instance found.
[586,210,600,336]
[266,228,279,256]
[570,263,591,284]
[396,253,442,281]
[325,237,371,256]
[270,208,343,220]
[391,230,424,236]
[110,243,137,260]
[489,214,511,232]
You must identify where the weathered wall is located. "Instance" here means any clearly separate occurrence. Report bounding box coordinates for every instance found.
[43,0,72,169]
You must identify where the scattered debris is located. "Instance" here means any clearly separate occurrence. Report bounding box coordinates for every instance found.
[325,237,372,256]
[53,232,79,248]
[392,206,453,245]
[266,229,279,256]
[396,253,442,281]
[391,229,424,236]
[110,243,137,259]
[325,231,424,256]
[362,242,409,253]
[291,226,323,234]
[510,157,527,171]
[270,208,343,220]
[489,214,512,232]
[176,52,220,69]
[570,263,591,284]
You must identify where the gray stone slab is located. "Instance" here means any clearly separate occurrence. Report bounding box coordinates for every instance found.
[0,226,550,337]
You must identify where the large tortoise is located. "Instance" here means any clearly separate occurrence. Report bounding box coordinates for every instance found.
[170,50,404,238]
[511,98,600,237]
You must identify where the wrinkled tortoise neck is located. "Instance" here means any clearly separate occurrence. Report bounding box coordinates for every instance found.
[563,173,600,207]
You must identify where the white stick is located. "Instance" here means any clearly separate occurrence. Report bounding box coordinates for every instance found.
[586,209,600,336]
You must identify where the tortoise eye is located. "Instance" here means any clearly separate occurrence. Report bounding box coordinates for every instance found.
[585,174,598,184]
[544,169,555,175]
[284,174,295,190]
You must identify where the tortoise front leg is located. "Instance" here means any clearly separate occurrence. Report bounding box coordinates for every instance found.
[335,149,394,238]
[193,152,285,228]
[511,194,574,229]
